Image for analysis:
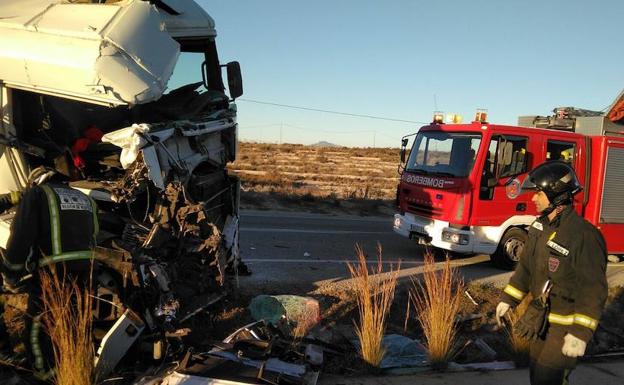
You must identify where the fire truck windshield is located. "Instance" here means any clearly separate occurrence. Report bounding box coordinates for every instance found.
[405,131,481,178]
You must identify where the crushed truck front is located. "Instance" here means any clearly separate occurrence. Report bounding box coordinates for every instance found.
[0,0,245,372]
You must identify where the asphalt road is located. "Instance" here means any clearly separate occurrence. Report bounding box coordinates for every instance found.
[237,210,514,294]
[237,210,624,295]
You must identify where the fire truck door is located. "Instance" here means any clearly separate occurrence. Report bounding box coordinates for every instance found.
[473,135,533,226]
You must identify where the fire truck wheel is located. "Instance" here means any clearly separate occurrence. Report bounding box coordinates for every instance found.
[492,227,527,270]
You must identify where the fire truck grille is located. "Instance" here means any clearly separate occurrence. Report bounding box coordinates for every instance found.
[407,203,442,216]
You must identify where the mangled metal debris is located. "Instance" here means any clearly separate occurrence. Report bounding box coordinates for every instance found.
[144,321,320,385]
[0,0,246,380]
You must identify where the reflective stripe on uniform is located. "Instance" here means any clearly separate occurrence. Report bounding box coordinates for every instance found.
[38,250,94,268]
[548,312,574,326]
[30,315,55,380]
[504,284,526,301]
[30,315,44,372]
[573,313,598,330]
[2,258,25,271]
[2,246,33,272]
[548,312,599,330]
[40,185,62,255]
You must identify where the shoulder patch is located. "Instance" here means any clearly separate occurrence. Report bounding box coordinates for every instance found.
[531,221,543,231]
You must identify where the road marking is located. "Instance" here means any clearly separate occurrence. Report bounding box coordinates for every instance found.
[241,227,392,235]
[243,258,491,266]
[244,258,422,265]
[241,211,390,222]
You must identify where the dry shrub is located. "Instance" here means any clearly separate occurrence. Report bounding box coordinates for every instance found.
[40,268,95,385]
[292,307,319,342]
[347,244,400,368]
[505,294,532,366]
[410,251,464,369]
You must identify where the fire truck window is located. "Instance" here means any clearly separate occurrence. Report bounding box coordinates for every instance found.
[406,132,481,177]
[479,141,498,200]
[498,137,528,178]
[546,140,575,164]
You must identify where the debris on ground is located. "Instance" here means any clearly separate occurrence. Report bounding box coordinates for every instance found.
[148,321,321,385]
[473,338,498,361]
[448,360,516,372]
[249,295,320,330]
[350,334,428,371]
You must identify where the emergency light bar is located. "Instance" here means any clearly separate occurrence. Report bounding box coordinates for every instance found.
[474,109,488,123]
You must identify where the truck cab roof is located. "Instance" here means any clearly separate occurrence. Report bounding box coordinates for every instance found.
[0,0,216,106]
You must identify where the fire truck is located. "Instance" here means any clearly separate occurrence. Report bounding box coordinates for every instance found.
[393,93,624,269]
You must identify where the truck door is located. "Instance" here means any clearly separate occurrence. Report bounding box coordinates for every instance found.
[473,134,532,226]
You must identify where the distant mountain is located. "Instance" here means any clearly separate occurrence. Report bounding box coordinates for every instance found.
[310,141,340,148]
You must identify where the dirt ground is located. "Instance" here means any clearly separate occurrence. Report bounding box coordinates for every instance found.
[231,142,400,216]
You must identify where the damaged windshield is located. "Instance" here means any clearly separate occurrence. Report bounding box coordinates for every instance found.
[406,131,481,178]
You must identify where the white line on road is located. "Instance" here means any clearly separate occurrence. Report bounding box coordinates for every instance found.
[241,227,393,234]
[244,258,422,265]
[241,210,391,222]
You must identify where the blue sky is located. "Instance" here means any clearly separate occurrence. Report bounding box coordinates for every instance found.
[171,0,623,147]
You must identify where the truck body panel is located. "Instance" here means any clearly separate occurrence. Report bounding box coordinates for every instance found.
[0,0,216,106]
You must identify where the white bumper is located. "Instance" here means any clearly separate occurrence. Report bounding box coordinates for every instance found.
[393,212,499,254]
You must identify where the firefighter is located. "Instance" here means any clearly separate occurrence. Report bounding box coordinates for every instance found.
[495,160,607,385]
[0,166,99,378]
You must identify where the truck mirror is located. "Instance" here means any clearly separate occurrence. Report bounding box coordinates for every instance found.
[400,138,409,163]
[202,61,209,90]
[226,61,243,99]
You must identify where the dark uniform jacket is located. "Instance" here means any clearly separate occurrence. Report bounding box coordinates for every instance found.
[501,205,608,343]
[2,182,98,276]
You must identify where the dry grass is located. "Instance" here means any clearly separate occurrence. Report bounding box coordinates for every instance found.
[505,295,531,365]
[231,142,400,202]
[40,268,95,385]
[346,244,400,368]
[292,307,319,341]
[410,251,464,369]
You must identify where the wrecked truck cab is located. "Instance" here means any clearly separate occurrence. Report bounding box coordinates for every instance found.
[0,0,243,360]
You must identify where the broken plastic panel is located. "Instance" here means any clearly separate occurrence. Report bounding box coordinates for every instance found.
[0,0,222,108]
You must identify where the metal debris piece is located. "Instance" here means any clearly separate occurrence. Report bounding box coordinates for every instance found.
[473,338,497,360]
[464,290,479,306]
[95,309,146,378]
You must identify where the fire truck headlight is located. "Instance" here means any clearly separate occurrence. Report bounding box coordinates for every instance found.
[442,230,469,245]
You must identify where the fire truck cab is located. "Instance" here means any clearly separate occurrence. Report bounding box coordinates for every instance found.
[394,104,624,269]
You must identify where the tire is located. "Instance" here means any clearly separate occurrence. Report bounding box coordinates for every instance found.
[492,227,527,270]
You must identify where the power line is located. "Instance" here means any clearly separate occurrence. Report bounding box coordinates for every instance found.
[282,123,374,134]
[238,98,427,124]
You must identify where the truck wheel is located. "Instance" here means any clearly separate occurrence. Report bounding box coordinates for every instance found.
[492,228,527,270]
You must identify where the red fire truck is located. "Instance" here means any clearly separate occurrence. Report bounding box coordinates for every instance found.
[393,94,624,269]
